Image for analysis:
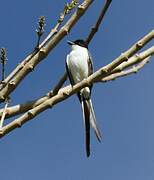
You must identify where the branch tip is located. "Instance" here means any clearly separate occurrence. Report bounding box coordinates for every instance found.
[36,16,46,47]
[0,48,8,81]
[64,0,78,15]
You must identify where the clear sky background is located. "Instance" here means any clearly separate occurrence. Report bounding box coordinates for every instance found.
[0,0,154,180]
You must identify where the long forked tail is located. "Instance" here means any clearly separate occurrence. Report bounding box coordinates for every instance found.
[88,99,102,142]
[81,98,101,157]
[81,100,90,157]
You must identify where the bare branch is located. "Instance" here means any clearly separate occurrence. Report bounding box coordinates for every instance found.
[102,56,151,82]
[0,33,154,138]
[86,0,112,44]
[0,1,78,91]
[0,32,154,121]
[0,28,152,104]
[49,72,67,96]
[0,0,94,102]
[0,72,67,119]
[101,30,154,75]
[111,46,153,74]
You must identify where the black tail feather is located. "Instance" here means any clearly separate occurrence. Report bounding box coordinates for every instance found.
[83,100,90,157]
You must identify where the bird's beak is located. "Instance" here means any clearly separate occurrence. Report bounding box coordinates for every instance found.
[67,41,75,45]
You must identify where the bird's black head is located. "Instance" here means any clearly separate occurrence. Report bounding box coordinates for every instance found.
[67,39,88,48]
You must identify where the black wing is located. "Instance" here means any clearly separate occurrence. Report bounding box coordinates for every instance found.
[87,51,93,76]
[87,51,93,94]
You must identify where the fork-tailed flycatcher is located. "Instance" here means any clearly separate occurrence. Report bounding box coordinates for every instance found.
[66,39,101,157]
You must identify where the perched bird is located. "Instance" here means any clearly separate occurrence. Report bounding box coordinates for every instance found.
[66,39,101,157]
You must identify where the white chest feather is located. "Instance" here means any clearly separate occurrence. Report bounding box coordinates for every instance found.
[67,46,89,83]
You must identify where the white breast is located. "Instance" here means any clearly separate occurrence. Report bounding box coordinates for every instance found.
[66,45,89,84]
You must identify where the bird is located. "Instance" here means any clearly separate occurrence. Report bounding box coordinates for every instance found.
[65,39,101,157]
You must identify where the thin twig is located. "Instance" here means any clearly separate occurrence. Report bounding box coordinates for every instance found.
[0,72,67,119]
[36,16,46,48]
[0,0,94,102]
[0,0,78,91]
[50,71,68,96]
[0,48,7,81]
[85,0,112,44]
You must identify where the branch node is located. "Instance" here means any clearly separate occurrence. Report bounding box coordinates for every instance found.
[17,120,22,128]
[62,27,69,35]
[28,63,34,71]
[101,67,108,74]
[133,66,138,73]
[136,41,143,48]
[9,81,16,87]
[121,53,129,61]
[78,4,84,12]
[48,91,53,98]
[0,95,5,101]
[28,110,35,118]
[92,26,98,32]
[39,48,47,58]
[83,78,91,86]
[63,90,70,96]
[0,129,3,136]
[47,102,53,109]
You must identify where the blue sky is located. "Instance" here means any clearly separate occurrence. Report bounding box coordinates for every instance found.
[0,0,154,180]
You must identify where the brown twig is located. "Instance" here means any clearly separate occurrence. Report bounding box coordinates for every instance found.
[85,0,112,44]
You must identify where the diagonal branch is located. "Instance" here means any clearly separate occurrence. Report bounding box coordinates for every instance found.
[85,0,112,44]
[0,37,154,138]
[0,72,67,119]
[99,30,154,76]
[0,31,154,121]
[0,0,95,102]
[102,56,151,82]
[0,0,78,91]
